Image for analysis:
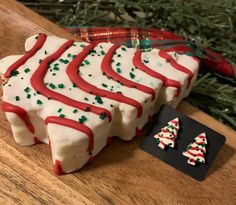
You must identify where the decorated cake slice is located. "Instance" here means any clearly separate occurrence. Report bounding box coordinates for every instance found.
[0,34,199,174]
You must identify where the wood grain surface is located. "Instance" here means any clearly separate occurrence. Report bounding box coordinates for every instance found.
[0,1,235,204]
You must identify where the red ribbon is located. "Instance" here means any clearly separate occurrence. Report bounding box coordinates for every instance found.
[66,27,236,78]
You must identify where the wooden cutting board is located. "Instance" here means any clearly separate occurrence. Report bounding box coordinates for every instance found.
[0,1,235,204]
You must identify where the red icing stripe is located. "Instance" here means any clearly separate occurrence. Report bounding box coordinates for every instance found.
[160,141,167,147]
[186,150,204,158]
[45,116,94,153]
[4,33,47,78]
[198,135,206,139]
[159,50,194,87]
[161,129,177,138]
[133,50,181,96]
[156,134,175,141]
[1,101,35,133]
[53,159,64,176]
[171,120,179,124]
[34,137,40,144]
[30,40,111,122]
[101,45,156,100]
[188,146,205,153]
[66,44,143,118]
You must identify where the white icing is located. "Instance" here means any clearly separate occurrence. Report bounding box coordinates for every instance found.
[0,34,199,173]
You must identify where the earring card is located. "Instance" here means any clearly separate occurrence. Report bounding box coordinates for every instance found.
[140,105,226,181]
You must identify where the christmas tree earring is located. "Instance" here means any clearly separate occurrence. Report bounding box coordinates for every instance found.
[154,118,179,149]
[182,133,207,166]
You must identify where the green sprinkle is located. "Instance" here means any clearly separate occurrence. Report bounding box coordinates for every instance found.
[59,114,65,118]
[39,59,43,63]
[84,60,90,65]
[59,58,69,64]
[35,36,39,39]
[84,97,89,101]
[49,83,56,89]
[73,109,78,113]
[121,47,127,51]
[79,115,88,123]
[81,62,85,66]
[37,100,43,105]
[131,67,135,72]
[24,87,31,93]
[26,94,31,99]
[15,96,20,101]
[67,53,72,58]
[116,68,122,73]
[53,67,59,71]
[89,50,96,54]
[116,62,121,66]
[54,63,59,67]
[57,108,62,113]
[24,68,30,73]
[44,50,48,55]
[117,54,121,57]
[73,43,77,47]
[64,59,69,64]
[100,113,107,120]
[80,44,85,48]
[101,50,105,55]
[95,95,103,104]
[58,84,64,89]
[129,72,136,79]
[100,45,103,49]
[143,59,149,63]
[102,83,108,88]
[10,70,19,77]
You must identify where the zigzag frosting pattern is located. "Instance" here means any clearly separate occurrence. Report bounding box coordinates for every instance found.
[0,34,199,174]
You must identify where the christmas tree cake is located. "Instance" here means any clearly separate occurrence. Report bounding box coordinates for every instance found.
[0,34,199,174]
[183,133,207,166]
[154,118,179,149]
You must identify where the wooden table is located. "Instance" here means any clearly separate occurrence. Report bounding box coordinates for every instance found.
[0,1,235,204]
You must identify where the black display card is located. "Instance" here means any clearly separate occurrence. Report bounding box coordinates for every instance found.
[140,105,226,181]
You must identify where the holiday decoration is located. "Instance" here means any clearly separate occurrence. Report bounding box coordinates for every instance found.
[182,133,207,166]
[154,118,179,149]
[140,105,225,181]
